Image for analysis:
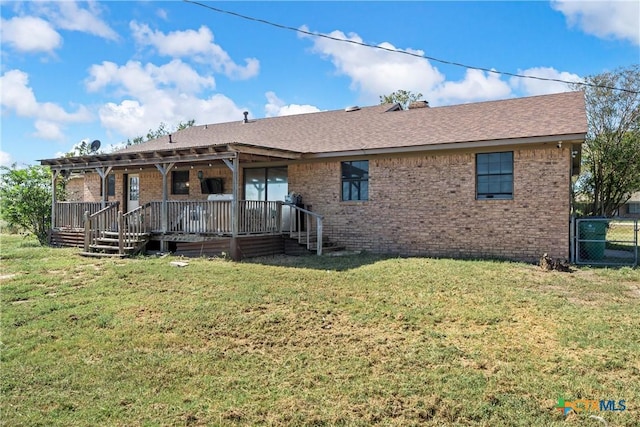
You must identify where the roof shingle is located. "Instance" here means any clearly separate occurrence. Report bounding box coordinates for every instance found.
[115,91,587,156]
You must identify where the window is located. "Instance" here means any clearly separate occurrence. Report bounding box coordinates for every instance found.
[100,174,116,197]
[629,202,640,214]
[476,152,513,200]
[244,167,288,201]
[342,160,369,201]
[172,170,190,195]
[107,174,115,197]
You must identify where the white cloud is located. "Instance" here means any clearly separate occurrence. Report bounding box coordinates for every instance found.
[264,92,321,117]
[301,26,444,105]
[33,120,64,140]
[98,95,246,138]
[130,21,259,80]
[0,70,91,140]
[86,60,245,138]
[0,150,14,167]
[42,0,119,41]
[433,69,513,104]
[301,26,517,106]
[509,67,582,96]
[156,8,168,20]
[552,0,640,45]
[0,16,62,53]
[87,60,215,97]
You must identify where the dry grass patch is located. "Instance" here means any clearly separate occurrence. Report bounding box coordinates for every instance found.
[1,235,638,426]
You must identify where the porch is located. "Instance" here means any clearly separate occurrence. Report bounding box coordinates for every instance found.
[51,200,325,258]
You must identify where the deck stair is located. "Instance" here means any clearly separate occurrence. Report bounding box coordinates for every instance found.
[80,231,149,258]
[284,232,345,256]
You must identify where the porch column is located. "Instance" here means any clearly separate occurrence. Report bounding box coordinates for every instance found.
[223,154,240,260]
[155,162,175,252]
[95,166,113,208]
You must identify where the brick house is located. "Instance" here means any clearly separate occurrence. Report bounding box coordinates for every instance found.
[41,91,587,261]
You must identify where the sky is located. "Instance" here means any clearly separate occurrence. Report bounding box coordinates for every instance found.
[1,1,639,167]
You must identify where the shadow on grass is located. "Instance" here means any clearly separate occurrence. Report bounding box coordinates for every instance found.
[243,252,393,271]
[242,251,533,271]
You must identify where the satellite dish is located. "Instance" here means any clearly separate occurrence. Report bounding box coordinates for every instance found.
[90,140,101,152]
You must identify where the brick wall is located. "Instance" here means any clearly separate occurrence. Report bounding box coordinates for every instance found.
[81,166,234,207]
[74,145,571,262]
[289,145,571,262]
[64,177,84,201]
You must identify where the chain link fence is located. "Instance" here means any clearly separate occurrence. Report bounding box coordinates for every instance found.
[572,217,638,267]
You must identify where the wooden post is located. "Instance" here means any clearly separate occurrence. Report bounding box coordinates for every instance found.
[118,211,124,255]
[83,211,90,252]
[155,163,174,252]
[95,167,113,209]
[223,155,241,260]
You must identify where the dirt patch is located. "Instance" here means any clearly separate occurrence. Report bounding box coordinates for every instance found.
[0,273,17,280]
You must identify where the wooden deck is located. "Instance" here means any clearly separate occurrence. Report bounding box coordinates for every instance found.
[51,200,326,258]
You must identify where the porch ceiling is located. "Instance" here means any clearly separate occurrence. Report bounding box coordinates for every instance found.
[40,143,302,172]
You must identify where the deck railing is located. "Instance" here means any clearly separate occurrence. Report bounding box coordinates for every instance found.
[239,200,282,234]
[284,203,324,255]
[55,201,117,229]
[149,200,282,235]
[83,203,120,252]
[60,199,289,237]
[123,202,152,237]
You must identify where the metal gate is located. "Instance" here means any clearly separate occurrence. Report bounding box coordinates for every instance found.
[572,217,638,267]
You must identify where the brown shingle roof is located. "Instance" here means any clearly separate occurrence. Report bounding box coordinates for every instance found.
[115,91,587,156]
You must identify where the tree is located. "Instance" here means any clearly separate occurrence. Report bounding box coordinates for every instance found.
[126,119,196,146]
[572,65,640,216]
[379,90,424,110]
[0,165,62,244]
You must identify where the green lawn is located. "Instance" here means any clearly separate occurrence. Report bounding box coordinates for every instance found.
[1,234,639,426]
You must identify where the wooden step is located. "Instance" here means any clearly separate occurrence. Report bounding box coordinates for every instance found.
[102,231,149,238]
[96,237,147,245]
[89,244,136,252]
[79,251,127,258]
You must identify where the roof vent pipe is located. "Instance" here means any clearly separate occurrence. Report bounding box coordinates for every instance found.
[169,134,173,143]
[243,111,249,123]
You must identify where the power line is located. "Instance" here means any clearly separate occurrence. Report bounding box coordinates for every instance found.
[183,0,638,95]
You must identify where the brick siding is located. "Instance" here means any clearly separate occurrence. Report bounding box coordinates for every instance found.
[73,145,571,262]
[79,166,233,208]
[289,145,571,262]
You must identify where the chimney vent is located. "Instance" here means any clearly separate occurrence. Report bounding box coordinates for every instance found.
[408,101,429,109]
[243,111,249,123]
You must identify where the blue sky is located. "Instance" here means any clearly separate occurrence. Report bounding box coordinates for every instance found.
[1,1,638,167]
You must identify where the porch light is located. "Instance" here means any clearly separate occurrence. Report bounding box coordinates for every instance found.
[197,170,204,180]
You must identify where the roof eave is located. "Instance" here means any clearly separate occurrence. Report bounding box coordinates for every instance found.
[304,133,587,159]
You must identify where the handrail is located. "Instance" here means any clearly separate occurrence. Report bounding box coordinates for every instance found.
[122,202,152,247]
[284,203,324,255]
[83,203,120,253]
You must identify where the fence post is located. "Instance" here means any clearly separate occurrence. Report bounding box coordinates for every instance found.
[569,215,575,264]
[83,211,90,252]
[635,219,639,268]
